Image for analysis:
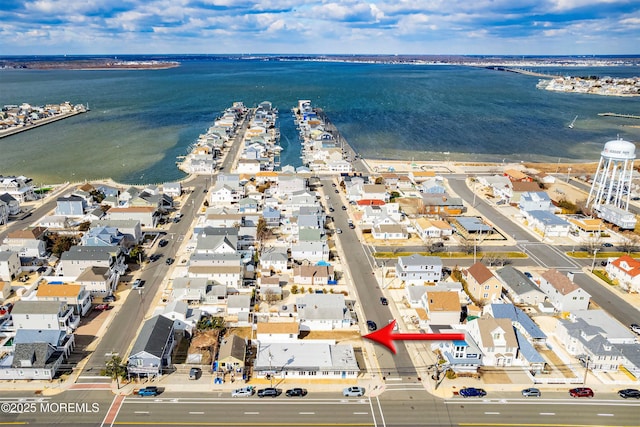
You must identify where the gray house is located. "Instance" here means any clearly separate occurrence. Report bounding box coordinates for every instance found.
[0,342,65,380]
[495,266,546,306]
[55,195,86,217]
[127,315,175,377]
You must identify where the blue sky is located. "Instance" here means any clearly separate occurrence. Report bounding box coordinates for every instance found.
[1,0,639,55]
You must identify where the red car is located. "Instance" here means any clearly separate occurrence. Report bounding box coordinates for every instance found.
[94,303,111,311]
[569,387,594,398]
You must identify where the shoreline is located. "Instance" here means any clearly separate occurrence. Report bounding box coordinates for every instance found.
[0,106,88,139]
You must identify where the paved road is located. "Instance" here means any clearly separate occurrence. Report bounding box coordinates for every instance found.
[2,389,639,426]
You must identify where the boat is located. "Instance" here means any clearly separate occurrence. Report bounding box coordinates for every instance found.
[568,115,578,129]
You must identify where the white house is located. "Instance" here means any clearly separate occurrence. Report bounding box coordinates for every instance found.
[255,321,299,344]
[606,255,640,293]
[0,251,20,281]
[395,254,442,286]
[467,315,518,367]
[539,269,591,312]
[296,293,351,330]
[291,241,329,263]
[371,223,408,240]
[414,218,453,241]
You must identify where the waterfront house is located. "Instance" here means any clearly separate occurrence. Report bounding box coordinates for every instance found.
[494,266,545,306]
[395,254,443,286]
[605,255,640,293]
[0,193,20,216]
[462,262,502,304]
[0,176,37,202]
[217,334,247,374]
[162,182,182,198]
[290,241,329,263]
[11,300,79,333]
[0,199,8,226]
[55,195,86,217]
[467,315,518,367]
[2,227,48,258]
[254,342,359,379]
[0,251,20,281]
[34,283,92,317]
[296,293,351,331]
[539,270,590,312]
[127,315,175,378]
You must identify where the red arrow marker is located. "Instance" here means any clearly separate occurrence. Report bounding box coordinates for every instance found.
[363,320,465,354]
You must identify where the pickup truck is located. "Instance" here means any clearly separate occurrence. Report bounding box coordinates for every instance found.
[136,386,159,397]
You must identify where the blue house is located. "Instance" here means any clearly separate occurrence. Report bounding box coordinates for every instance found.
[127,315,175,378]
[262,206,281,227]
[55,195,86,217]
[80,226,124,247]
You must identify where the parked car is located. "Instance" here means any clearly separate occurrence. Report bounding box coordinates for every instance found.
[136,386,159,397]
[189,367,200,380]
[329,207,335,212]
[459,387,487,398]
[524,272,533,279]
[569,387,594,398]
[94,303,111,311]
[366,320,377,331]
[341,205,347,210]
[231,386,255,397]
[158,239,169,247]
[618,388,640,399]
[334,189,339,193]
[165,258,174,265]
[149,254,161,262]
[602,242,613,247]
[631,323,640,335]
[102,295,115,303]
[343,386,365,397]
[132,279,145,289]
[257,387,282,398]
[521,387,541,397]
[336,228,342,234]
[285,388,308,397]
[380,297,388,306]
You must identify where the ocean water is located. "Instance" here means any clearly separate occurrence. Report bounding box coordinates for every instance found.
[1,57,639,185]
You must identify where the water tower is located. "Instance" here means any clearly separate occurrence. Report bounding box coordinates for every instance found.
[587,138,637,229]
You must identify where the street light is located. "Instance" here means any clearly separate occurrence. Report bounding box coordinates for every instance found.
[591,248,600,272]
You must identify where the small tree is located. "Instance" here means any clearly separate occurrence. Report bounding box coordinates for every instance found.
[102,355,127,389]
[291,284,299,294]
[619,232,640,254]
[264,288,280,304]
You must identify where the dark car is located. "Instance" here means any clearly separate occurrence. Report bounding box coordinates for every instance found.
[257,387,282,398]
[569,387,594,398]
[521,387,541,397]
[366,320,377,331]
[102,295,115,302]
[132,279,145,289]
[158,239,169,247]
[380,297,388,306]
[166,258,174,265]
[341,205,347,210]
[459,387,487,398]
[618,388,640,399]
[602,242,613,247]
[334,189,339,193]
[189,367,201,380]
[285,388,308,397]
[149,254,161,262]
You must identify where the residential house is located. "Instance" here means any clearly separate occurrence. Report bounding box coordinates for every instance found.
[539,269,591,312]
[606,255,640,293]
[209,182,242,205]
[405,285,427,308]
[171,277,210,303]
[194,234,238,254]
[75,266,115,297]
[462,262,502,304]
[91,219,142,245]
[361,184,388,203]
[423,291,461,326]
[567,218,605,239]
[256,322,299,343]
[37,215,70,229]
[293,265,335,286]
[80,225,125,247]
[419,177,446,194]
[107,206,158,228]
[162,182,182,198]
[13,328,74,360]
[254,342,359,379]
[160,300,201,336]
[0,192,20,215]
[34,283,92,316]
[420,194,464,216]
[262,206,281,227]
[408,170,436,184]
[217,334,246,372]
[260,248,289,273]
[519,191,555,213]
[0,198,8,225]
[296,293,352,331]
[395,254,442,286]
[522,210,570,237]
[485,304,547,345]
[372,223,408,240]
[55,195,86,217]
[2,227,48,258]
[203,207,244,228]
[429,326,483,373]
[58,245,126,284]
[504,169,532,182]
[187,265,243,288]
[226,295,251,325]
[0,251,20,281]
[479,175,512,201]
[511,181,542,204]
[414,218,453,242]
[290,241,329,263]
[467,315,519,367]
[275,174,306,198]
[494,266,546,305]
[11,300,79,333]
[238,197,259,213]
[0,176,36,202]
[127,315,175,377]
[0,342,65,380]
[0,280,11,301]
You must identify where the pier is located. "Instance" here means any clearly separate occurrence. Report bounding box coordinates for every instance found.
[485,66,562,79]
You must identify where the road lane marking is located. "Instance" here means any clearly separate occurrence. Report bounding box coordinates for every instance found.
[353,412,369,415]
[597,414,614,416]
[299,412,315,415]
[484,412,500,415]
[540,413,555,415]
[189,411,204,415]
[134,411,150,414]
[244,412,260,415]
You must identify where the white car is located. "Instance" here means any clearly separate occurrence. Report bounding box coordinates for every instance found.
[231,386,255,397]
[343,386,365,397]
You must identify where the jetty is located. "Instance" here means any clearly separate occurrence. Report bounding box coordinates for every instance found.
[0,102,88,139]
[598,112,640,120]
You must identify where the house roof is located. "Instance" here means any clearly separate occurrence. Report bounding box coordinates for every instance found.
[488,303,546,340]
[610,255,640,277]
[218,334,246,362]
[296,293,346,320]
[75,266,110,282]
[257,321,299,335]
[255,342,359,372]
[11,300,64,315]
[294,265,334,278]
[504,169,528,180]
[495,266,544,297]
[108,206,156,213]
[36,283,83,298]
[14,329,67,346]
[512,181,541,192]
[7,226,47,240]
[476,316,518,348]
[541,269,580,295]
[12,342,63,369]
[374,224,405,234]
[426,291,460,312]
[515,330,545,363]
[129,315,174,359]
[466,262,495,285]
[399,254,442,267]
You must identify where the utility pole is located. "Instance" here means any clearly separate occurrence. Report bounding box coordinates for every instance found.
[583,356,590,384]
